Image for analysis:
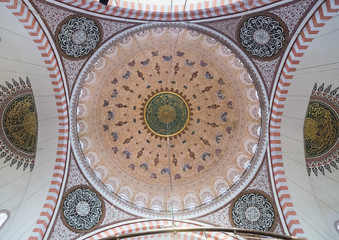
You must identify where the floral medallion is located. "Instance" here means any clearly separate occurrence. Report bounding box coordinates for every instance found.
[239,15,285,58]
[57,16,100,58]
[62,187,103,231]
[232,192,275,231]
[0,78,37,171]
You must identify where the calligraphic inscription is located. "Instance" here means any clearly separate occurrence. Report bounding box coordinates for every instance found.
[3,94,37,153]
[144,92,190,137]
[304,101,339,158]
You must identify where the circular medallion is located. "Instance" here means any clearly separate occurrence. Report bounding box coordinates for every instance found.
[58,16,100,58]
[72,30,88,45]
[3,94,37,154]
[239,15,285,58]
[0,78,37,172]
[232,192,275,231]
[245,206,261,221]
[143,91,191,138]
[304,101,339,158]
[63,188,103,231]
[253,29,270,45]
[76,201,91,216]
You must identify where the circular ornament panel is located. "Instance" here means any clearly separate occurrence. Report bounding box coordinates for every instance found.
[231,192,275,231]
[142,91,192,138]
[57,16,100,58]
[239,15,285,58]
[3,94,37,153]
[304,101,339,158]
[62,187,103,231]
[0,78,37,172]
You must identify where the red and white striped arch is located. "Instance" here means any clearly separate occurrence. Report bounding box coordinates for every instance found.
[111,0,276,13]
[84,220,236,240]
[55,0,279,21]
[0,0,69,240]
[269,0,339,238]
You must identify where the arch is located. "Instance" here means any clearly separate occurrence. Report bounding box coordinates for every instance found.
[226,167,242,184]
[150,195,165,211]
[93,165,108,180]
[236,153,251,170]
[82,219,236,240]
[167,195,182,211]
[213,177,229,195]
[183,192,199,209]
[84,151,99,167]
[244,139,258,155]
[269,0,339,237]
[199,186,215,204]
[55,0,279,21]
[2,1,70,239]
[105,177,121,193]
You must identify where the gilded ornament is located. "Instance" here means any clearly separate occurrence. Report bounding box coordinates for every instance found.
[142,91,192,138]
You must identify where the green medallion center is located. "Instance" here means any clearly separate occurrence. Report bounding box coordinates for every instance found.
[144,92,189,137]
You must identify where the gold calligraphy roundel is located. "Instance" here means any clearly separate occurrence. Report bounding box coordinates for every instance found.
[304,101,339,158]
[143,91,191,138]
[2,94,37,154]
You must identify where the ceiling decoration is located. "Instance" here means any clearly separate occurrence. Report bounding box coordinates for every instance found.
[57,16,101,58]
[141,90,193,139]
[71,23,269,218]
[231,192,275,231]
[62,187,104,231]
[239,15,285,58]
[0,77,37,172]
[304,83,339,176]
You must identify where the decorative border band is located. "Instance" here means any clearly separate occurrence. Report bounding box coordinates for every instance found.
[55,0,279,21]
[83,220,235,240]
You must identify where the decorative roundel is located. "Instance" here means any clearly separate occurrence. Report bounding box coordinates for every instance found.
[304,83,339,176]
[232,192,275,231]
[239,15,285,58]
[141,90,192,139]
[62,188,103,231]
[57,16,100,58]
[304,101,339,158]
[0,78,37,172]
[3,94,37,153]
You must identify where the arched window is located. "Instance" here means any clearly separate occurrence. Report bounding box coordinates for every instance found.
[0,210,10,230]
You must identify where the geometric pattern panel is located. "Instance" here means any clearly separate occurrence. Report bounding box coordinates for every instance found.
[239,15,285,59]
[231,192,275,231]
[0,77,37,171]
[57,16,101,58]
[304,83,339,176]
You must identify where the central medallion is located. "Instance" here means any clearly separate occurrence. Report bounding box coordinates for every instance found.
[142,90,192,139]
